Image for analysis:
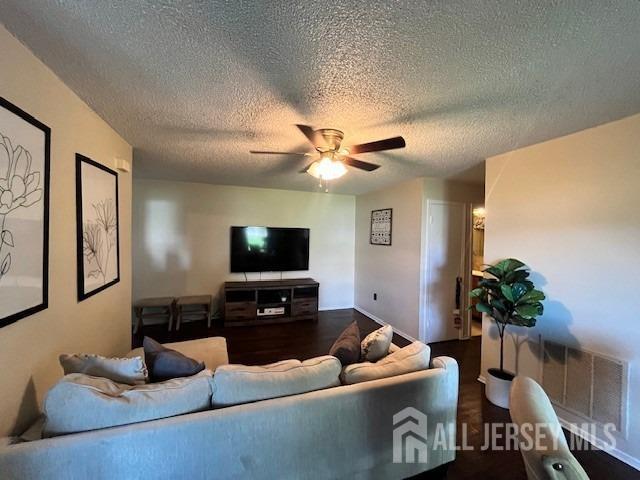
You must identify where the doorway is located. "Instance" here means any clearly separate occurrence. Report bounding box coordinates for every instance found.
[468,205,485,337]
[422,200,467,343]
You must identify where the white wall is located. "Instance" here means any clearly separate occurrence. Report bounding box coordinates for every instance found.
[482,113,640,467]
[133,180,355,313]
[0,25,133,436]
[354,177,483,340]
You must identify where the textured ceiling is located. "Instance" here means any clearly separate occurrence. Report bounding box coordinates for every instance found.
[1,1,640,194]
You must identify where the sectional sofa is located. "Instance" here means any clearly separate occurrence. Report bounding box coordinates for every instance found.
[0,338,459,479]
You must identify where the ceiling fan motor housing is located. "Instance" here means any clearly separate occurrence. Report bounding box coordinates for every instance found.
[316,128,344,152]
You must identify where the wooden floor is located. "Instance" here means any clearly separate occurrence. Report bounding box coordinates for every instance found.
[134,309,639,479]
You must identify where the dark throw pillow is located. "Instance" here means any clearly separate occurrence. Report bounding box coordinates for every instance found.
[329,321,361,366]
[143,337,205,382]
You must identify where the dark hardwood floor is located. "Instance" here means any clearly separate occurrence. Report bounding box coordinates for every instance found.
[133,309,639,480]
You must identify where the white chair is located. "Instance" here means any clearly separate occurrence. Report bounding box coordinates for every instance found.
[510,376,589,480]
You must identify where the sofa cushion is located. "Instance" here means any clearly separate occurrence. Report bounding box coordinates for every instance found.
[143,336,205,381]
[329,321,361,366]
[212,356,341,407]
[341,341,431,385]
[361,324,393,361]
[59,353,148,385]
[127,337,229,371]
[43,370,213,437]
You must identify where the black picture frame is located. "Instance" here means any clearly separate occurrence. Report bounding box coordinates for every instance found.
[370,208,393,246]
[76,154,120,301]
[0,97,50,328]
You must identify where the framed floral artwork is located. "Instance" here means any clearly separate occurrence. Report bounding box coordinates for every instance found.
[76,154,119,301]
[0,97,50,328]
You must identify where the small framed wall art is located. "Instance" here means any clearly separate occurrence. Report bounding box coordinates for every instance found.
[0,97,51,328]
[76,154,120,301]
[370,208,392,246]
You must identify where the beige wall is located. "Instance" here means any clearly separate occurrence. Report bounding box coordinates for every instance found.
[0,26,132,436]
[354,177,483,339]
[133,180,355,313]
[354,178,424,338]
[482,113,640,466]
[423,177,484,204]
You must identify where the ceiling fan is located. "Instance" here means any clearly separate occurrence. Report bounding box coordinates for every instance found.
[250,124,406,187]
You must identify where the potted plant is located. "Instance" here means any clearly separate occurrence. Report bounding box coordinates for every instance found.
[470,258,545,409]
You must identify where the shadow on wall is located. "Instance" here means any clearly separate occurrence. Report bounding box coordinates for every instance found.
[11,377,37,436]
[486,270,582,374]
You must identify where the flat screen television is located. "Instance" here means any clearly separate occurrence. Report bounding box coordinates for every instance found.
[230,226,310,272]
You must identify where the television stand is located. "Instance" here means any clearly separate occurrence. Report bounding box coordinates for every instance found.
[222,278,319,326]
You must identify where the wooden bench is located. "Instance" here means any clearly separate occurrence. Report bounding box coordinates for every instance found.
[133,297,175,333]
[176,295,212,330]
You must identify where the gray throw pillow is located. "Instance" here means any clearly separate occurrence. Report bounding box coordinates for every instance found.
[143,337,205,382]
[329,321,361,366]
[59,353,148,385]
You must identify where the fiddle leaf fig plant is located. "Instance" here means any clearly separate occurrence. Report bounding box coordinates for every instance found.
[470,258,545,374]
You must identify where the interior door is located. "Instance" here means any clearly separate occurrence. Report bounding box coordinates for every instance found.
[425,201,466,343]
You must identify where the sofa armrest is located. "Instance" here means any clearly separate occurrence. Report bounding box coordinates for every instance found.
[430,356,459,398]
[431,356,457,371]
[542,455,589,480]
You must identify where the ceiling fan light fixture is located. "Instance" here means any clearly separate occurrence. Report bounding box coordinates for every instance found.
[307,154,347,181]
[250,124,404,185]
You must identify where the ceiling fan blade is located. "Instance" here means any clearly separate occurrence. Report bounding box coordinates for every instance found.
[343,156,380,172]
[299,162,315,174]
[347,136,406,154]
[295,124,318,146]
[250,150,309,155]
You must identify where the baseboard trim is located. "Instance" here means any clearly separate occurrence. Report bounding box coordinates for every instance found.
[353,306,418,343]
[557,417,640,471]
[477,375,486,384]
[319,305,354,312]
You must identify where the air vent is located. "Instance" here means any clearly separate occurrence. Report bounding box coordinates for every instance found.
[565,347,591,417]
[541,340,627,435]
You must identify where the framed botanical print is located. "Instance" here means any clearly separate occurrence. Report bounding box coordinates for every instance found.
[0,97,50,328]
[76,154,119,301]
[370,208,392,246]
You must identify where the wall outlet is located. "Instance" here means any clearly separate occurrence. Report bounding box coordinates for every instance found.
[373,293,377,301]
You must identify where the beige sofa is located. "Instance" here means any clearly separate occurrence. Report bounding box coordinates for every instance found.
[0,338,459,479]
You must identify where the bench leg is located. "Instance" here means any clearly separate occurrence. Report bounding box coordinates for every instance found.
[134,307,143,334]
